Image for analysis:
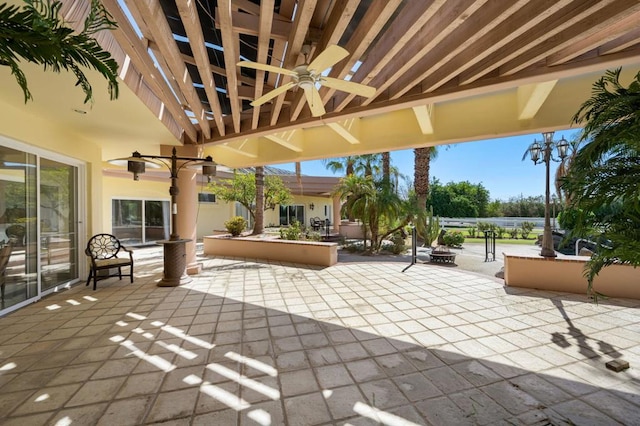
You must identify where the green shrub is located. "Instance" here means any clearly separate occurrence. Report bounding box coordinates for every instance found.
[388,231,406,254]
[476,222,491,232]
[495,226,506,239]
[280,220,302,240]
[467,226,477,238]
[520,221,535,239]
[304,230,322,242]
[443,230,464,247]
[508,227,519,239]
[225,216,247,236]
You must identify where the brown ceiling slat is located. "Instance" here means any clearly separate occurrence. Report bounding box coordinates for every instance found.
[547,10,640,66]
[233,0,289,21]
[176,0,226,137]
[128,0,212,139]
[333,0,442,111]
[459,0,615,85]
[417,0,572,94]
[251,0,275,130]
[318,0,403,108]
[101,0,198,142]
[288,0,362,119]
[500,0,640,76]
[356,0,486,108]
[269,0,318,126]
[600,28,640,55]
[387,0,528,101]
[216,1,242,133]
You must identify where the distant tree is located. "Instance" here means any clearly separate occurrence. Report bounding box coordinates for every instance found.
[428,179,490,218]
[208,171,292,234]
[0,0,119,103]
[413,147,437,211]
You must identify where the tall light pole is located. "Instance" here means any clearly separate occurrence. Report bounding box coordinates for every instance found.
[527,132,568,258]
[111,148,217,285]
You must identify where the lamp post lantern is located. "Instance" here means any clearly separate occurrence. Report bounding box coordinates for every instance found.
[527,132,568,258]
[110,148,217,285]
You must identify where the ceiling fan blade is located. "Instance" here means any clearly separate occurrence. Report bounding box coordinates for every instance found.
[307,45,349,74]
[303,85,326,117]
[251,81,296,106]
[236,61,297,77]
[321,77,376,98]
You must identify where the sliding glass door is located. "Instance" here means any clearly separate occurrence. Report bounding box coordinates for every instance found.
[0,144,81,313]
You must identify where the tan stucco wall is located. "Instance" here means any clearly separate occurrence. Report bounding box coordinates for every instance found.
[504,254,640,299]
[0,96,103,239]
[203,235,338,267]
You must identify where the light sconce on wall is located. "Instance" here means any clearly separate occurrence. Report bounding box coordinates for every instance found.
[309,203,315,210]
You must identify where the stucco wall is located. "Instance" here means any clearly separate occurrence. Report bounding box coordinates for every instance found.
[504,254,640,299]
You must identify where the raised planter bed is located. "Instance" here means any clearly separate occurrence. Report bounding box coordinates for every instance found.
[203,235,338,267]
[504,253,640,299]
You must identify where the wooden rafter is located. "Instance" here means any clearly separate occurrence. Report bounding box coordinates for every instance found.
[127,0,212,139]
[175,0,226,136]
[101,0,198,142]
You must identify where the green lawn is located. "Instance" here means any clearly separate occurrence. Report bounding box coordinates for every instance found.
[462,237,537,246]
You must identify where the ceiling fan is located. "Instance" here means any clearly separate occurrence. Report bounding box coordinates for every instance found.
[236,44,375,117]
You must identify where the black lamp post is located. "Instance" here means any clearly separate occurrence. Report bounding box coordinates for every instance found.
[111,148,216,285]
[527,132,568,258]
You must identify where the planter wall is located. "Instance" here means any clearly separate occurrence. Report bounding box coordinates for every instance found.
[504,253,640,299]
[203,235,338,267]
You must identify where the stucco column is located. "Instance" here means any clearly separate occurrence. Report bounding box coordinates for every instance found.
[161,145,201,275]
[332,196,341,233]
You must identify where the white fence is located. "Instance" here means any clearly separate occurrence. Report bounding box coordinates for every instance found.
[440,217,546,229]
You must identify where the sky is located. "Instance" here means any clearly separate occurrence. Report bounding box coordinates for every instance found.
[276,129,581,201]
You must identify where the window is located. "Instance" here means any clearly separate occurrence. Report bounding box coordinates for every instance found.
[279,205,304,226]
[198,193,216,203]
[112,199,170,245]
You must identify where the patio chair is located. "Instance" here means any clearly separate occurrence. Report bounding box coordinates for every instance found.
[85,233,134,290]
[310,217,322,231]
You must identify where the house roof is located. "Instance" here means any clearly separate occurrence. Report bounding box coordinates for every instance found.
[7,1,640,167]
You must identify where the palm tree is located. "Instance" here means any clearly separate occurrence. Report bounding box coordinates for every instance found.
[332,175,409,252]
[0,0,119,103]
[554,132,585,205]
[382,152,390,182]
[252,166,265,234]
[564,68,640,294]
[413,147,438,210]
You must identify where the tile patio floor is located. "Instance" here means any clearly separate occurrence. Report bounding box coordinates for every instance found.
[0,247,639,425]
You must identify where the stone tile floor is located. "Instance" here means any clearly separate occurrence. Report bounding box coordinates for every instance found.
[0,247,639,425]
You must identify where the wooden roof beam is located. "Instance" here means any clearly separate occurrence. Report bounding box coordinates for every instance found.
[289,0,362,120]
[217,0,242,133]
[129,0,212,139]
[176,0,226,136]
[517,81,557,120]
[547,10,640,65]
[387,0,527,101]
[251,0,275,129]
[599,28,640,55]
[327,120,361,145]
[333,0,444,111]
[269,0,318,126]
[102,0,197,142]
[500,0,640,76]
[356,0,481,108]
[319,0,403,106]
[412,105,434,134]
[416,0,572,95]
[459,0,613,85]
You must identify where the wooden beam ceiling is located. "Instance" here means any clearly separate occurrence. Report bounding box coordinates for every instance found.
[93,0,640,159]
